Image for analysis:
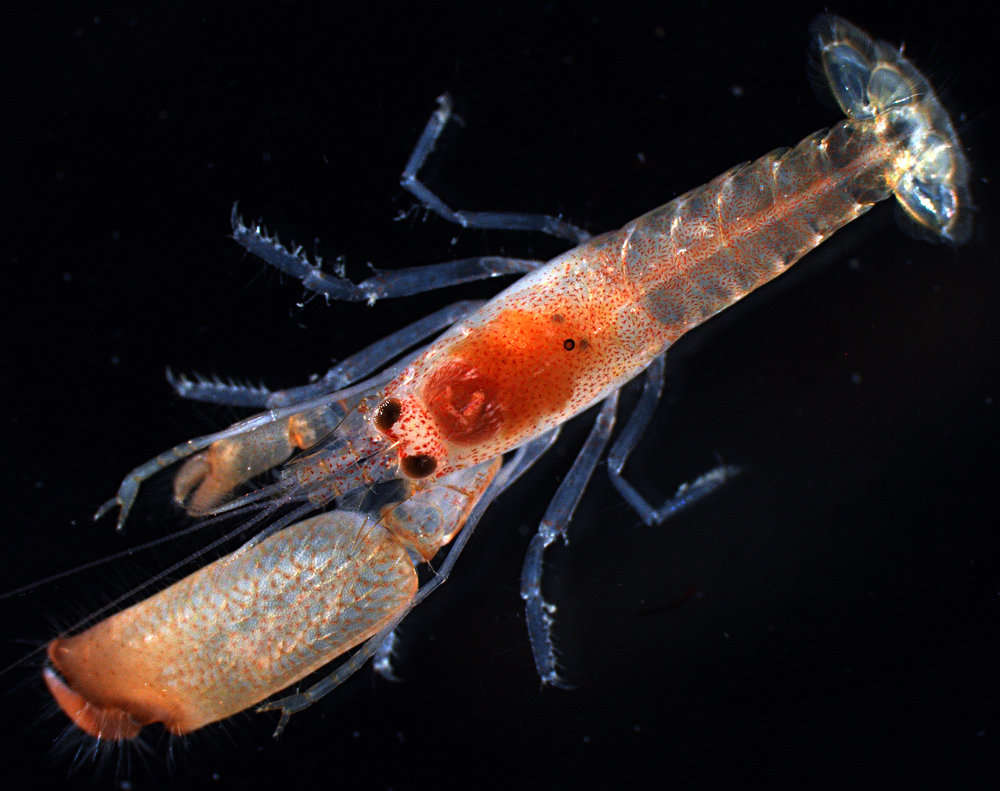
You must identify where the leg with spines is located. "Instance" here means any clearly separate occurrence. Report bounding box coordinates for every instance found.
[521,355,738,686]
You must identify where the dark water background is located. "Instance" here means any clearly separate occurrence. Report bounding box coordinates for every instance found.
[4,1,998,787]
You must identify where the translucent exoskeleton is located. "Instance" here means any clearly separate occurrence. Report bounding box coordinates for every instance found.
[42,16,971,742]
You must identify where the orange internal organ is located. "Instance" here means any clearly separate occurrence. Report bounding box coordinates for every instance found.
[422,308,584,447]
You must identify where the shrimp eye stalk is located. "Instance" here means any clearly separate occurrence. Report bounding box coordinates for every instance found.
[401,454,437,478]
[373,398,402,432]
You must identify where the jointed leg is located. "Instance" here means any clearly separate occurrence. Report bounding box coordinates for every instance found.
[231,94,591,305]
[521,357,738,687]
[232,206,544,304]
[606,354,738,526]
[520,392,620,687]
[167,300,485,408]
[401,94,591,244]
[266,299,484,407]
[166,370,273,408]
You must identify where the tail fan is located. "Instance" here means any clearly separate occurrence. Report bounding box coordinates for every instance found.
[813,15,972,242]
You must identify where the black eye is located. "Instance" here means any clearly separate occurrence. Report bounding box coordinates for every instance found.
[563,338,575,351]
[373,398,402,431]
[401,454,437,478]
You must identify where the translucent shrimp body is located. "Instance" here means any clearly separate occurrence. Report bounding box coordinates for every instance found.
[43,16,970,743]
[375,16,969,482]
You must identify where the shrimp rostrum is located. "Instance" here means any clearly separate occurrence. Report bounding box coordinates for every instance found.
[44,16,971,742]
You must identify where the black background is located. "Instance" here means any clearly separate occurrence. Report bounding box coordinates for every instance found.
[3,1,998,788]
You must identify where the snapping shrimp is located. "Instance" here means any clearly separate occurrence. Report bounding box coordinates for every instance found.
[43,15,971,741]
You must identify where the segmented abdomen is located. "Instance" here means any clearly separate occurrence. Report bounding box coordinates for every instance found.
[622,117,905,339]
